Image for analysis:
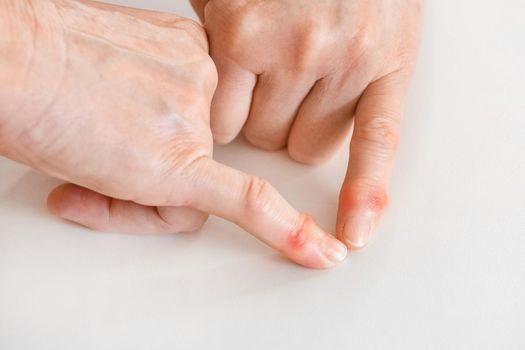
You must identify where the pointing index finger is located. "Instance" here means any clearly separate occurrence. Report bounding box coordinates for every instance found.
[185,158,348,269]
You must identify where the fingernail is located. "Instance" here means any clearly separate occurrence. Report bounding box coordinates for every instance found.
[343,216,373,248]
[323,237,348,264]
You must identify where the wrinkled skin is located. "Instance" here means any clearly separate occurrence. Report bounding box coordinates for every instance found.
[0,0,348,268]
[191,0,423,248]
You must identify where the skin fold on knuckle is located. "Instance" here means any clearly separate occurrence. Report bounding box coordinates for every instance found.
[241,175,276,221]
[241,176,322,264]
[291,23,328,72]
[284,214,311,252]
[354,115,401,154]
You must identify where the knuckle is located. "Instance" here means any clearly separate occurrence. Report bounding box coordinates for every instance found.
[349,30,373,58]
[341,27,377,69]
[293,24,327,70]
[304,23,328,48]
[285,215,311,251]
[288,146,331,166]
[184,55,218,94]
[355,116,400,152]
[198,55,219,94]
[235,2,265,29]
[359,188,389,212]
[242,176,275,218]
[176,89,204,118]
[367,190,389,212]
[213,2,265,51]
[173,18,209,50]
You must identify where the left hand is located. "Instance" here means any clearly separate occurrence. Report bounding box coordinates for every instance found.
[191,0,423,248]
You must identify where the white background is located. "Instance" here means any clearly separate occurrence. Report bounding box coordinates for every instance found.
[1,1,524,349]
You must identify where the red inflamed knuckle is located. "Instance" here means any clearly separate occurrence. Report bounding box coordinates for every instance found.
[286,215,310,251]
[340,186,389,213]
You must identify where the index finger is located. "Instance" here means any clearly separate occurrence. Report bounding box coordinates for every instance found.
[183,158,348,269]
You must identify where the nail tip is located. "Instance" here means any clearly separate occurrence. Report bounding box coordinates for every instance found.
[342,216,373,250]
[344,236,370,249]
[327,241,348,264]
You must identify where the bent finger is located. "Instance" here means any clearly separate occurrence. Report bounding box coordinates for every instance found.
[337,72,408,248]
[48,184,208,234]
[184,159,348,269]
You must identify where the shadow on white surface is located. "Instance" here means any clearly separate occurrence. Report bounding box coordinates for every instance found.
[1,170,61,214]
[1,0,525,348]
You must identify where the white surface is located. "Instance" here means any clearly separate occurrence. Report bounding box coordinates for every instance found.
[1,1,524,349]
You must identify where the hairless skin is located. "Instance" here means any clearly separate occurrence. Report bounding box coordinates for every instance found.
[0,0,347,269]
[190,0,423,248]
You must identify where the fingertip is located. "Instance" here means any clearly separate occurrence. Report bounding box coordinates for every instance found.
[47,184,81,217]
[322,235,349,267]
[337,186,388,249]
[285,215,348,269]
[47,184,107,222]
[210,127,237,145]
[156,206,209,233]
[47,184,68,216]
[340,216,373,249]
[287,146,332,166]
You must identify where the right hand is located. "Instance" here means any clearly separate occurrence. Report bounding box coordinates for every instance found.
[190,0,422,249]
[0,0,347,268]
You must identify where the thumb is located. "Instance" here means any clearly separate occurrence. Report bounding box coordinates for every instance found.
[184,158,348,269]
[337,73,407,249]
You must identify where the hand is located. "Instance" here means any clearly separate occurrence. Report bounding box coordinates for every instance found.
[191,0,423,248]
[0,0,347,268]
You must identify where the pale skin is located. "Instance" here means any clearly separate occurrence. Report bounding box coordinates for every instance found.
[0,0,422,268]
[190,0,423,247]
